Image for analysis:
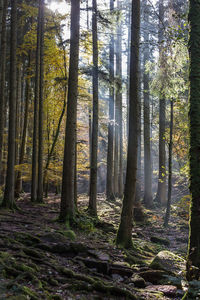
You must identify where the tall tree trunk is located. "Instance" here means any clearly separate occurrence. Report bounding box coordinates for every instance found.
[155,0,166,206]
[37,0,45,203]
[15,53,31,196]
[143,0,153,208]
[89,0,99,215]
[2,0,17,208]
[15,67,22,169]
[106,0,115,201]
[164,100,173,227]
[0,0,8,184]
[31,1,41,202]
[0,0,3,49]
[186,0,200,280]
[116,0,140,248]
[59,0,80,222]
[117,0,123,199]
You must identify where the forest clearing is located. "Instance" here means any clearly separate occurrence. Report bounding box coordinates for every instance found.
[0,0,200,299]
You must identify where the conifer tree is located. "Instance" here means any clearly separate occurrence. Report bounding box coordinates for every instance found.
[116,0,140,248]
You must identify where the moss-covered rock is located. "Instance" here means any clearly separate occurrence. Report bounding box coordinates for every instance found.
[150,250,185,277]
[130,275,146,288]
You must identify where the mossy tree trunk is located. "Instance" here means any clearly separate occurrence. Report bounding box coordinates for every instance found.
[59,0,80,222]
[187,0,200,280]
[116,0,140,248]
[2,0,17,209]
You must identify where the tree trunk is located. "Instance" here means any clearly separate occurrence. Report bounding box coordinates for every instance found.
[59,0,80,222]
[2,0,17,208]
[15,53,31,196]
[155,0,166,206]
[0,0,3,49]
[89,0,99,215]
[37,0,45,203]
[164,100,173,227]
[186,0,200,280]
[143,0,153,208]
[117,0,123,199]
[31,1,41,202]
[0,0,8,184]
[116,0,140,248]
[106,0,115,201]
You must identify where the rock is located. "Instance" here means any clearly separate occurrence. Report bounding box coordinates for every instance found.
[40,232,69,244]
[88,250,110,261]
[161,275,182,288]
[130,275,146,288]
[111,273,124,282]
[138,269,166,284]
[146,285,177,296]
[150,250,185,277]
[150,236,170,246]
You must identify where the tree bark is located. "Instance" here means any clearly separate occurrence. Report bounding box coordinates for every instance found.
[117,0,124,199]
[37,0,45,203]
[143,0,153,208]
[59,0,80,222]
[187,0,200,280]
[15,53,31,196]
[31,1,41,202]
[2,0,17,208]
[164,100,173,227]
[116,0,140,248]
[106,0,115,201]
[89,0,99,215]
[155,0,166,206]
[0,0,8,184]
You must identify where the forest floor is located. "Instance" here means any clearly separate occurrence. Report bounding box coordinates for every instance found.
[0,193,190,299]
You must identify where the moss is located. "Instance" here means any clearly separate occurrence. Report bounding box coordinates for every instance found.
[14,232,41,246]
[48,278,59,286]
[0,251,11,260]
[23,247,44,259]
[22,286,39,299]
[14,262,36,274]
[59,230,76,241]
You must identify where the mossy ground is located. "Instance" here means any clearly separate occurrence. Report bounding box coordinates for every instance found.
[0,193,188,299]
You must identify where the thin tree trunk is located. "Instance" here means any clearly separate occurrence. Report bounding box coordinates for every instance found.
[15,53,31,196]
[164,100,173,227]
[31,2,41,202]
[155,0,166,206]
[37,0,45,203]
[59,0,80,222]
[143,0,153,208]
[15,67,22,169]
[2,0,17,208]
[117,0,123,199]
[106,0,115,201]
[0,0,3,50]
[0,0,8,184]
[116,0,140,248]
[89,0,99,215]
